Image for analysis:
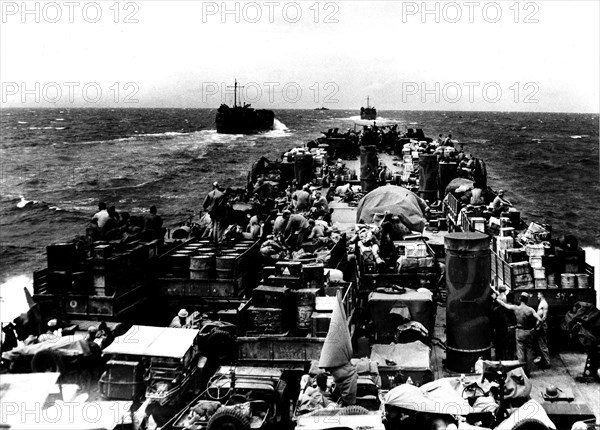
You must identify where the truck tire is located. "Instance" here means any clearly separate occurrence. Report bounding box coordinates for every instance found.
[340,405,369,415]
[207,408,250,430]
[511,419,549,430]
[206,330,236,363]
[31,349,65,373]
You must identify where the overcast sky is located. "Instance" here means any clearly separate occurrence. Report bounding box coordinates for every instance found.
[1,1,599,112]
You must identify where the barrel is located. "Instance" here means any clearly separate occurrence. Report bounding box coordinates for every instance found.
[561,273,575,288]
[360,145,378,193]
[216,255,237,280]
[418,154,439,203]
[170,252,191,278]
[576,273,589,288]
[294,153,314,187]
[190,254,215,280]
[438,162,457,199]
[445,232,492,372]
[293,289,319,333]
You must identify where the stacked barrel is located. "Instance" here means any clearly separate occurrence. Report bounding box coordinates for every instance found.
[164,240,254,280]
[246,262,328,336]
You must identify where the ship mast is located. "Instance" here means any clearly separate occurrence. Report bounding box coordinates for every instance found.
[366,96,371,108]
[227,79,245,107]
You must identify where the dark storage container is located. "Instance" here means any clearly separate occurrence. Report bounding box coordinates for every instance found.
[47,243,77,271]
[445,232,492,373]
[360,145,378,193]
[438,162,457,199]
[294,153,314,187]
[418,154,438,202]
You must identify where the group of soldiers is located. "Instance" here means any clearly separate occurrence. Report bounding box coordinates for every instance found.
[492,288,551,375]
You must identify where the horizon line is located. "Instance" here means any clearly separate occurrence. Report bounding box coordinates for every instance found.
[1,106,598,115]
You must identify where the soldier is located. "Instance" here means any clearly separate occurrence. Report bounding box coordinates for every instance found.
[534,291,551,369]
[202,182,227,244]
[495,292,543,376]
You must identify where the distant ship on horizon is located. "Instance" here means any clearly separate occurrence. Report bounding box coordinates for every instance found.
[314,106,330,111]
[360,96,377,120]
[215,80,275,134]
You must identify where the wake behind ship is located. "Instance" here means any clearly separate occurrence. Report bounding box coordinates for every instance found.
[215,80,275,134]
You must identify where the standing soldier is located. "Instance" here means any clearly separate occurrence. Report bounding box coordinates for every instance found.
[535,292,551,369]
[495,292,543,376]
[202,181,227,244]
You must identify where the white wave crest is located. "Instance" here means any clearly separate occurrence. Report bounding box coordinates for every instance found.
[16,195,35,208]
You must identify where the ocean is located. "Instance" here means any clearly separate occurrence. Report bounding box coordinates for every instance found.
[1,108,599,318]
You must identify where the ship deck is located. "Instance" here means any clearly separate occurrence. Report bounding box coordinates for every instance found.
[327,153,600,423]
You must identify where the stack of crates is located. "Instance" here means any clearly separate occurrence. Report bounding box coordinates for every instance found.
[248,285,291,334]
[91,244,125,297]
[45,243,88,294]
[526,244,547,288]
[509,261,533,289]
[254,262,328,335]
[311,148,328,186]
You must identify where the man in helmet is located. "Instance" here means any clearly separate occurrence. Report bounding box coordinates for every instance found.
[170,309,191,328]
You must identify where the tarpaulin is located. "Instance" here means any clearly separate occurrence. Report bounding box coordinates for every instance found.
[356,185,428,232]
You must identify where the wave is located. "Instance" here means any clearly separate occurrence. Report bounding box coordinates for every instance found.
[16,195,39,209]
[92,177,165,192]
[337,115,397,124]
[263,119,291,138]
[134,131,187,138]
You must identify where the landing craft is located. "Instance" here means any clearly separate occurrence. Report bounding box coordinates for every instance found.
[360,95,377,120]
[215,79,275,134]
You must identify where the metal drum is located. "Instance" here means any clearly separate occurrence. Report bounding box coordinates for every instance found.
[170,252,191,278]
[190,254,215,280]
[561,273,576,288]
[360,145,378,193]
[215,255,237,280]
[293,288,319,334]
[445,232,492,372]
[418,154,438,203]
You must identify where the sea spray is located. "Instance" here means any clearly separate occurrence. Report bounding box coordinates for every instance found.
[0,274,33,322]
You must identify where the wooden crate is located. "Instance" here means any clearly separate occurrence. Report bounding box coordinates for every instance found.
[237,336,324,368]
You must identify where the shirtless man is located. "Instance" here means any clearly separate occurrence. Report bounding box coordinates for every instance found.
[495,292,543,376]
[492,190,513,216]
[534,292,551,369]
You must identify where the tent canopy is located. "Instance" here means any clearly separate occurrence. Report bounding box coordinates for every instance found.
[356,185,428,232]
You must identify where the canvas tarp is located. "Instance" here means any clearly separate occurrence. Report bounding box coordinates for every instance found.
[355,185,428,232]
[384,377,497,415]
[318,292,357,405]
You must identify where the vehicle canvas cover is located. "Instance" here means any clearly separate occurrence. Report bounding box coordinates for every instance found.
[356,185,428,232]
[2,336,91,362]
